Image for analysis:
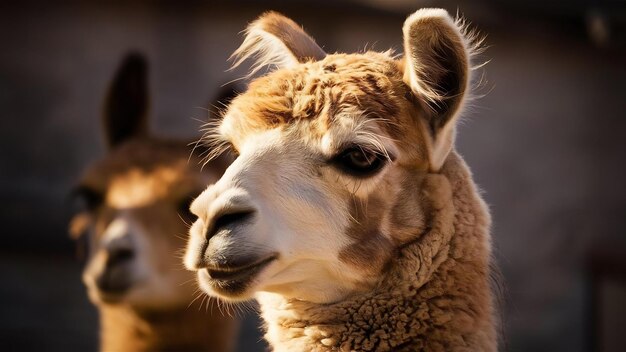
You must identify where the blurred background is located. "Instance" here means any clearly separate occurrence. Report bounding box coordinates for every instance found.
[1,0,625,351]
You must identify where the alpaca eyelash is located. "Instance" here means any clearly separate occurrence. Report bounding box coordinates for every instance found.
[367,147,394,161]
[70,186,104,212]
[333,144,395,163]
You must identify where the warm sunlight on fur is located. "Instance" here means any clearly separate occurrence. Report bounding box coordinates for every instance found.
[185,8,497,351]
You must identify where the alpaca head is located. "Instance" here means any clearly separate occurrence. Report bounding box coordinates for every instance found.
[70,54,229,309]
[185,9,476,303]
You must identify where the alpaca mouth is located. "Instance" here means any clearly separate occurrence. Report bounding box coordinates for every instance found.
[200,255,277,296]
[94,280,132,303]
[93,267,135,303]
[207,255,277,281]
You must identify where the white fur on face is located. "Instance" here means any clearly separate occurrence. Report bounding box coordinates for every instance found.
[187,117,399,303]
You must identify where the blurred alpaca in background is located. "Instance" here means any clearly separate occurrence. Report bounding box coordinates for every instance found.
[69,53,239,351]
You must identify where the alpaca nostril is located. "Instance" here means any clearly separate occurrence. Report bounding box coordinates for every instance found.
[107,248,135,268]
[207,209,255,239]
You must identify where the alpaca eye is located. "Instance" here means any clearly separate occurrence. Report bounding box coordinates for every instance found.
[333,147,385,177]
[71,186,103,213]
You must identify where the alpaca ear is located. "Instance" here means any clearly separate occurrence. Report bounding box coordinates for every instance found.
[403,9,471,171]
[231,11,326,75]
[103,52,149,148]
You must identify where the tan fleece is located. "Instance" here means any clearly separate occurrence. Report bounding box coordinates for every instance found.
[258,152,497,351]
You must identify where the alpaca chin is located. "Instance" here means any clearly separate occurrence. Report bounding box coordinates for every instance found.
[195,253,278,302]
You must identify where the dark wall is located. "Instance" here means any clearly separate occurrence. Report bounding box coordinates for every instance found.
[1,1,625,351]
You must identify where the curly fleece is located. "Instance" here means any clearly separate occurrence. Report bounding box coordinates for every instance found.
[258,153,497,351]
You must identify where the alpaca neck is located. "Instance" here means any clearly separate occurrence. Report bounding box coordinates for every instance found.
[257,153,497,351]
[99,303,237,352]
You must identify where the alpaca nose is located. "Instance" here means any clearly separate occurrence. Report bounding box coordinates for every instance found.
[106,247,135,268]
[101,217,136,268]
[206,208,255,240]
[202,186,257,240]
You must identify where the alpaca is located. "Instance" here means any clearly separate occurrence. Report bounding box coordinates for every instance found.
[184,9,497,351]
[69,53,238,351]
